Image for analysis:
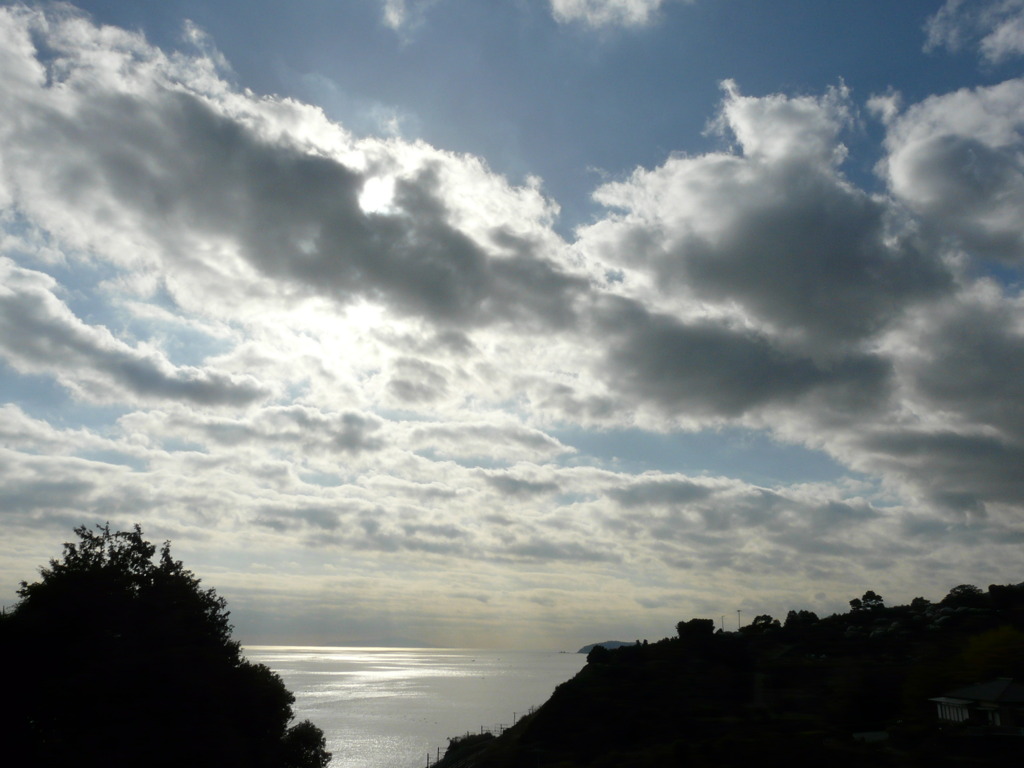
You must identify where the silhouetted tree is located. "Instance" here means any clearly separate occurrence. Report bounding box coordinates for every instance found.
[0,524,331,768]
[909,596,931,611]
[742,614,781,635]
[783,609,819,629]
[850,590,884,612]
[677,618,715,641]
[941,583,986,608]
[862,590,884,610]
[988,582,1024,614]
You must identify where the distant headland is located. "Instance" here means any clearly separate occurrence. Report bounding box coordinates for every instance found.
[576,640,637,654]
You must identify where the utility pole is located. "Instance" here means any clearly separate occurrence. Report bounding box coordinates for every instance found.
[737,609,742,630]
[720,615,724,631]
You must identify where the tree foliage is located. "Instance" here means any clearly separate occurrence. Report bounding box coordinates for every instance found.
[676,617,714,641]
[849,590,884,612]
[783,609,819,630]
[742,614,781,634]
[0,524,331,768]
[941,583,986,608]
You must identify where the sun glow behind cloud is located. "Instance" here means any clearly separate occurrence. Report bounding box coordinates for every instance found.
[359,176,398,214]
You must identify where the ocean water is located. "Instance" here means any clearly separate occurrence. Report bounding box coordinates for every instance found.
[244,647,587,768]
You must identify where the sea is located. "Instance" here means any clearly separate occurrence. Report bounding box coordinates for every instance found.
[244,646,588,768]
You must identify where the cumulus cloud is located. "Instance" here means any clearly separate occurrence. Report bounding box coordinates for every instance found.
[573,82,952,432]
[580,82,951,352]
[926,0,1024,63]
[877,77,1024,263]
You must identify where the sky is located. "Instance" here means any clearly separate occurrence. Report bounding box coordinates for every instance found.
[1,0,1024,649]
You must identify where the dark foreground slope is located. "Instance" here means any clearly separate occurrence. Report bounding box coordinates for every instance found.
[0,525,331,768]
[437,585,1024,768]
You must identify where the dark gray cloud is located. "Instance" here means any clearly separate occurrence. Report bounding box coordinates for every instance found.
[484,473,560,497]
[596,475,892,581]
[254,502,472,555]
[608,478,712,508]
[386,357,450,404]
[256,507,343,533]
[0,472,99,515]
[595,298,892,418]
[907,299,1024,437]
[678,164,950,344]
[504,538,622,564]
[857,428,1024,514]
[815,291,1024,516]
[141,405,385,455]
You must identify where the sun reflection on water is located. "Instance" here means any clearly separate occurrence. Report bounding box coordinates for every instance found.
[245,646,586,768]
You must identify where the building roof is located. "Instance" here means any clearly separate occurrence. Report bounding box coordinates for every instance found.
[939,678,1024,705]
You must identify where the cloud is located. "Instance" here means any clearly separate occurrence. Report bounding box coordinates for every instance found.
[482,471,560,498]
[122,404,385,456]
[595,474,902,583]
[904,291,1024,439]
[579,82,951,352]
[406,420,574,462]
[378,0,439,35]
[550,0,683,28]
[0,6,585,332]
[594,298,893,419]
[877,77,1024,263]
[0,260,267,406]
[4,4,1024,647]
[609,478,713,508]
[828,286,1024,517]
[925,0,1024,63]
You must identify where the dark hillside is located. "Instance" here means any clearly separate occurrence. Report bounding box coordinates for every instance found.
[436,584,1024,768]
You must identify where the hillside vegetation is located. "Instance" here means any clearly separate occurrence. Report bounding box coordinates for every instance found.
[0,525,331,768]
[438,583,1024,768]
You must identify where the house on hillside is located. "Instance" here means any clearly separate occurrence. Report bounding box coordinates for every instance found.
[930,678,1024,734]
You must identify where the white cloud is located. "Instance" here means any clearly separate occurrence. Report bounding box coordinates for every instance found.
[378,0,440,36]
[0,259,268,405]
[550,0,683,28]
[712,80,854,165]
[878,77,1024,263]
[925,0,1024,63]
